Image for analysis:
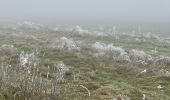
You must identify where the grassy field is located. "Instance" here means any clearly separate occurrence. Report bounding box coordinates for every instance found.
[0,23,170,100]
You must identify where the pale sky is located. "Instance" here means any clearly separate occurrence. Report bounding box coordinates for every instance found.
[0,0,170,23]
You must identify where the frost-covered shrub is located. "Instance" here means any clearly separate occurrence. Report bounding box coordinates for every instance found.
[71,25,90,36]
[92,42,126,55]
[142,32,152,39]
[71,25,107,37]
[91,42,111,57]
[91,42,130,62]
[142,32,160,40]
[120,54,131,62]
[157,38,170,44]
[158,69,170,77]
[151,34,161,40]
[155,55,170,63]
[19,51,39,68]
[55,61,69,82]
[91,42,106,51]
[129,49,153,62]
[17,21,44,30]
[53,37,81,51]
[106,44,127,56]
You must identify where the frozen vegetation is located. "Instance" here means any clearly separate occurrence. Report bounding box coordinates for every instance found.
[71,25,108,37]
[51,37,81,52]
[91,42,130,62]
[0,22,170,100]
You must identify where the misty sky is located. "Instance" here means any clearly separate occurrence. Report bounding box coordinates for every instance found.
[0,0,170,23]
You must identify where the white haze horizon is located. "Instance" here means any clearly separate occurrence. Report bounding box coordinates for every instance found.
[0,0,169,25]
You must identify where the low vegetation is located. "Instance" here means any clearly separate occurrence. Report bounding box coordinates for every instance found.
[0,22,170,100]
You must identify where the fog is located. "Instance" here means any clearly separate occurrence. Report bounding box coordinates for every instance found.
[0,0,170,24]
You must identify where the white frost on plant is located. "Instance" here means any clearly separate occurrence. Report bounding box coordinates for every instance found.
[142,94,146,100]
[91,42,106,51]
[71,25,107,37]
[91,42,130,61]
[17,21,45,30]
[71,25,90,36]
[155,55,170,62]
[160,69,170,77]
[19,51,29,67]
[91,42,126,56]
[142,32,152,39]
[53,37,81,51]
[157,85,163,89]
[129,49,153,62]
[19,51,38,68]
[1,44,14,48]
[55,61,69,82]
[140,69,147,74]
